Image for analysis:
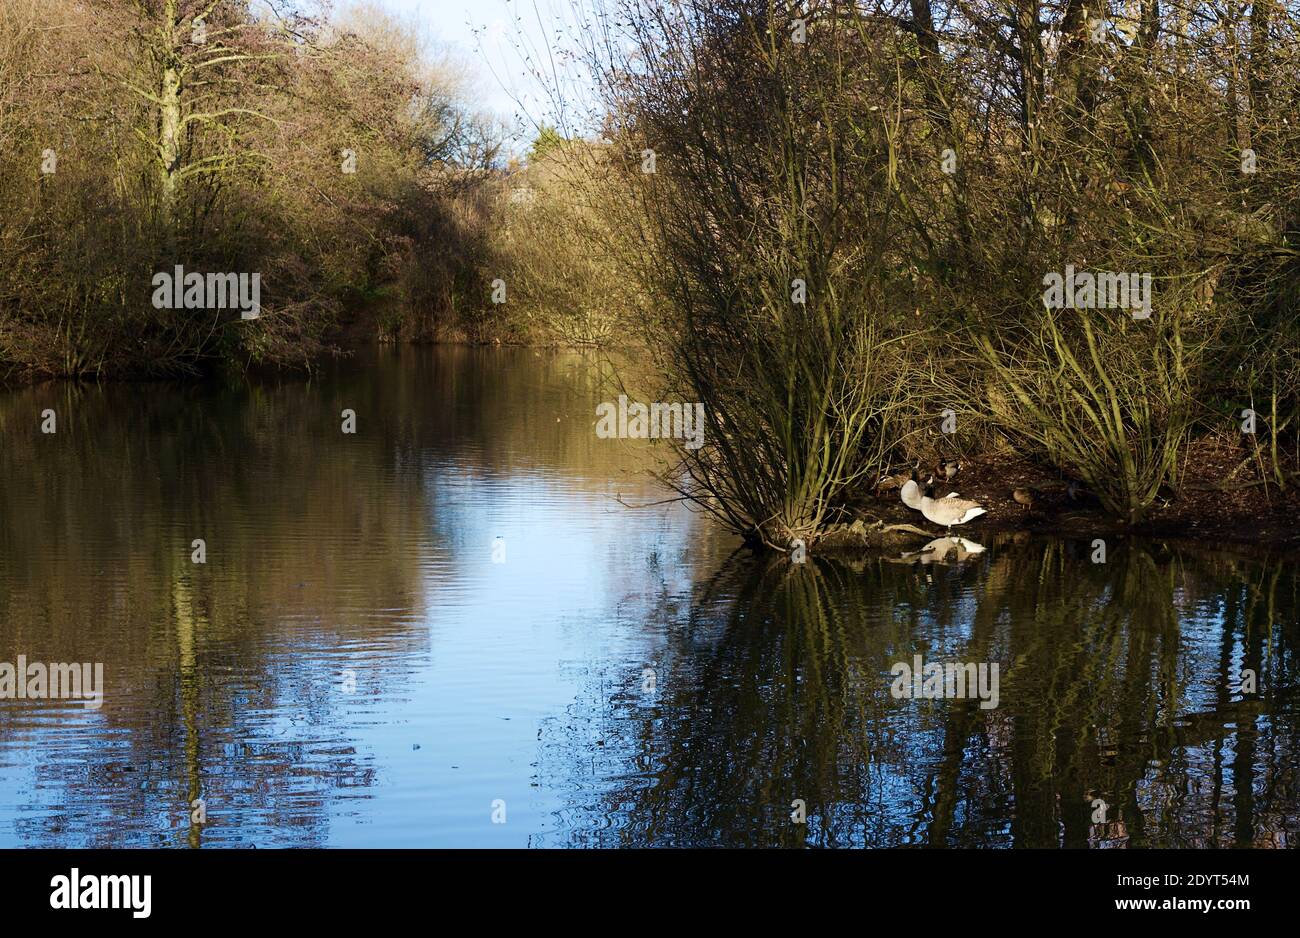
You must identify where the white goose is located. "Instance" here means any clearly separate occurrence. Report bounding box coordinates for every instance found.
[902,536,987,564]
[924,536,986,561]
[900,477,987,530]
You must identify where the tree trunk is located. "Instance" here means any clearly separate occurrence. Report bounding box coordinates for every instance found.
[158,0,182,221]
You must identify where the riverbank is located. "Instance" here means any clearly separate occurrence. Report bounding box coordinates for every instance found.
[4,335,1295,549]
[828,443,1299,552]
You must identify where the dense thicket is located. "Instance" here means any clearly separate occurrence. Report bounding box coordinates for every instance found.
[573,0,1300,539]
[0,0,499,379]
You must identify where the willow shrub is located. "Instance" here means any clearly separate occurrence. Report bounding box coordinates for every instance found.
[977,301,1203,523]
[587,2,916,549]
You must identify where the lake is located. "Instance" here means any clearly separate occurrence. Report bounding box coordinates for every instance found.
[0,346,1296,847]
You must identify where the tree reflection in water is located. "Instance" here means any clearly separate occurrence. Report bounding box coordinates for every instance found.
[538,537,1299,848]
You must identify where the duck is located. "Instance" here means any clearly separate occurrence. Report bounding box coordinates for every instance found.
[874,471,907,496]
[901,476,987,530]
[876,462,924,498]
[1012,487,1034,510]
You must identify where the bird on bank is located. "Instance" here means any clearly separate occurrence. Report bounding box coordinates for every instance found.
[901,476,987,530]
[874,471,908,496]
[1013,487,1035,510]
[875,462,925,498]
[938,459,961,481]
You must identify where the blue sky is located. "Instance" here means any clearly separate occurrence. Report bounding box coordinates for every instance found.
[354,0,589,147]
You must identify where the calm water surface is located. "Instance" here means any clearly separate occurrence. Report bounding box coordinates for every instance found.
[0,347,1296,847]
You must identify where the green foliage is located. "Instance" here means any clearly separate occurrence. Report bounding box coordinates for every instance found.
[527,125,566,165]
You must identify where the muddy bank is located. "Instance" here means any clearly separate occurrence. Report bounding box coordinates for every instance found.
[827,446,1300,553]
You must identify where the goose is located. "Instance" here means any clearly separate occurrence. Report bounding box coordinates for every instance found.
[903,477,986,529]
[900,474,958,512]
[938,459,961,481]
[939,535,985,559]
[900,477,924,510]
[913,536,986,564]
